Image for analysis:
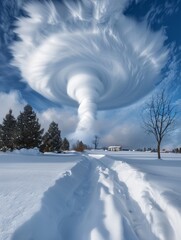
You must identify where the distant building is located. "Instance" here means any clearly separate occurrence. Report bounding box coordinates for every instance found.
[108,146,122,151]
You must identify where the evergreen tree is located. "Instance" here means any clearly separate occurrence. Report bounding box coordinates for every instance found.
[40,121,62,152]
[62,137,69,151]
[0,124,3,150]
[1,109,16,151]
[16,105,44,149]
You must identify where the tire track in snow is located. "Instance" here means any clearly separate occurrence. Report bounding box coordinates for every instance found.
[89,155,159,240]
[57,154,153,240]
[100,154,181,240]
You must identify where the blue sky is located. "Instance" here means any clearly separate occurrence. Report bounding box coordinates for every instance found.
[0,0,180,149]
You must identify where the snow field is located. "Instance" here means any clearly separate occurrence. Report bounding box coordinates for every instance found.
[0,151,81,240]
[0,150,181,240]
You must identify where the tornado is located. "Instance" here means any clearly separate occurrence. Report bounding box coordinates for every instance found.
[12,0,168,139]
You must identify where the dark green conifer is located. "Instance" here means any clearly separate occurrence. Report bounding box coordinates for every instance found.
[16,105,44,149]
[62,137,69,151]
[1,109,16,151]
[40,121,62,152]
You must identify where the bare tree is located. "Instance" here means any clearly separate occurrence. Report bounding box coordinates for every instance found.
[92,135,99,149]
[73,140,87,152]
[142,89,176,159]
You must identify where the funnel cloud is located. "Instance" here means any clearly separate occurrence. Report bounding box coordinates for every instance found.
[12,0,168,138]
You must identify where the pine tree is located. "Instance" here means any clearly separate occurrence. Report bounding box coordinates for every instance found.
[16,105,44,149]
[1,109,17,151]
[40,121,62,152]
[0,124,3,150]
[62,137,69,151]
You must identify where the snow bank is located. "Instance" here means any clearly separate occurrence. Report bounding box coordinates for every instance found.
[13,148,41,155]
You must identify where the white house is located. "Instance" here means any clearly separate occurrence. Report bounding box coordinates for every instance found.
[108,146,122,151]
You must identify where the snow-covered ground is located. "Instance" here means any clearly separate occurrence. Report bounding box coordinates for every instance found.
[0,150,181,240]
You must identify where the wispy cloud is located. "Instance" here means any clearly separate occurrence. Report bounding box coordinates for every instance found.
[0,91,26,122]
[11,0,168,140]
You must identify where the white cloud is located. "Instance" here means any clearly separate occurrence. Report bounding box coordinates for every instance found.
[95,98,181,149]
[96,108,155,149]
[38,107,78,138]
[11,0,168,139]
[0,91,26,122]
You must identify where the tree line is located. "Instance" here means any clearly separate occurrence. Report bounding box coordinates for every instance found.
[0,104,69,152]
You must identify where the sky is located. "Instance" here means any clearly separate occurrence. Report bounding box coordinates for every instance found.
[0,0,180,149]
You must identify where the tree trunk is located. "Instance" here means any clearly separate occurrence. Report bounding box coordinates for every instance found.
[157,142,161,159]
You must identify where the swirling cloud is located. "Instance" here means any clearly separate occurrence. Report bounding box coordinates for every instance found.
[11,0,168,138]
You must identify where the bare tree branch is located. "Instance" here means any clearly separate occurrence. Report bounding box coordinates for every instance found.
[142,89,176,159]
